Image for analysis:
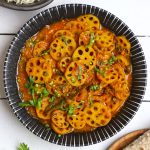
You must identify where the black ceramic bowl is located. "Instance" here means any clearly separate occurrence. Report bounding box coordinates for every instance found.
[0,0,53,11]
[3,4,147,146]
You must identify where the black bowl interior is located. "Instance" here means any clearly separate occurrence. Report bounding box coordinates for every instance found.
[0,0,53,11]
[3,4,147,146]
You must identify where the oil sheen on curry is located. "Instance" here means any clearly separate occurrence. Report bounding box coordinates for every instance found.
[17,14,132,135]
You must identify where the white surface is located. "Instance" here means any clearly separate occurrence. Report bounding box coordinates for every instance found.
[0,0,150,149]
[1,0,150,35]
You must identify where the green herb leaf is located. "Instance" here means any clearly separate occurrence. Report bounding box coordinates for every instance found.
[19,99,38,108]
[107,55,117,65]
[71,77,76,83]
[58,134,62,138]
[42,88,49,97]
[94,67,105,77]
[25,83,30,89]
[77,105,82,109]
[41,48,51,55]
[86,32,95,48]
[49,96,56,102]
[29,99,36,106]
[17,143,30,150]
[55,91,61,97]
[90,84,100,91]
[19,101,32,107]
[29,76,34,84]
[68,105,74,116]
[31,88,35,100]
[45,124,51,131]
[60,36,68,45]
[58,100,66,110]
[77,65,82,80]
[49,81,54,86]
[29,40,36,48]
[37,97,43,109]
[90,96,93,106]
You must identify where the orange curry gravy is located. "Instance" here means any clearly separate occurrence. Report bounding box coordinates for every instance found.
[17,14,132,135]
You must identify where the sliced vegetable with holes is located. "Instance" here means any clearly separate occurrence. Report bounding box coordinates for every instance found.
[26,57,52,84]
[51,121,74,135]
[64,21,84,41]
[77,14,100,31]
[49,38,68,61]
[46,75,76,97]
[84,102,112,127]
[79,31,95,46]
[95,29,115,53]
[53,30,74,39]
[117,55,130,67]
[51,110,69,128]
[58,57,72,72]
[50,36,76,61]
[68,100,85,114]
[116,36,131,55]
[96,66,118,84]
[65,60,88,86]
[67,111,86,129]
[72,46,96,71]
[113,81,130,100]
[100,94,125,115]
[113,64,126,83]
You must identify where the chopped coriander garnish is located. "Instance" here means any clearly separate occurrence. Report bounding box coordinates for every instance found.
[77,104,82,109]
[107,55,117,65]
[90,84,100,91]
[49,91,61,103]
[49,81,54,86]
[77,74,81,80]
[29,40,36,48]
[68,105,74,116]
[29,76,34,84]
[25,76,35,95]
[58,100,66,110]
[86,32,95,48]
[35,84,39,88]
[58,134,62,138]
[94,67,105,77]
[55,91,61,97]
[49,96,56,102]
[19,99,38,108]
[45,124,51,131]
[71,77,76,83]
[19,101,33,107]
[89,96,93,106]
[60,36,68,45]
[77,65,82,80]
[17,143,30,150]
[41,48,51,55]
[37,97,43,109]
[42,88,49,97]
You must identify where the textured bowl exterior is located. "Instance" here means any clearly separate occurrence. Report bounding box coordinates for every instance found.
[0,0,53,11]
[3,4,147,146]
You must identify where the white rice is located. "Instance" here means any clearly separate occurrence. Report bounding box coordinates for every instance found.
[6,0,39,4]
